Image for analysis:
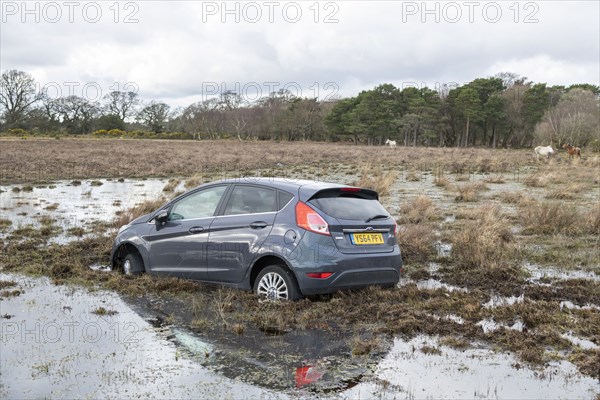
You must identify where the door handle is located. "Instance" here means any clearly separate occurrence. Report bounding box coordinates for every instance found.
[249,222,268,229]
[188,226,204,234]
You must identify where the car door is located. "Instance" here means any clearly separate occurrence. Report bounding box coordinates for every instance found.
[144,185,229,279]
[205,185,277,283]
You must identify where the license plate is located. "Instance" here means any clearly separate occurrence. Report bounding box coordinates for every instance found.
[351,233,384,245]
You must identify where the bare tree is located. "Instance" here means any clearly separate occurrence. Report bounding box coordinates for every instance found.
[54,95,99,134]
[103,91,139,122]
[0,70,41,127]
[182,99,222,139]
[536,88,599,146]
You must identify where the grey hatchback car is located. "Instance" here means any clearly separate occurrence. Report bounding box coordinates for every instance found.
[111,178,402,300]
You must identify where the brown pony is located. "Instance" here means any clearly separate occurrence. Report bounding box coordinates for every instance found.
[562,143,581,159]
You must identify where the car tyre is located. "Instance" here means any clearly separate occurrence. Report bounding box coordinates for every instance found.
[121,252,144,276]
[254,265,301,301]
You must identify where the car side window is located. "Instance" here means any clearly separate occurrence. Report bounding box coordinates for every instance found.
[169,186,227,220]
[223,186,277,215]
[278,190,293,210]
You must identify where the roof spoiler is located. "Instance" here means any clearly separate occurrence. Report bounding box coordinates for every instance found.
[307,187,379,201]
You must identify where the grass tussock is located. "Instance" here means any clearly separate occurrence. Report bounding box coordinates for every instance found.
[112,198,167,229]
[396,224,436,263]
[184,174,205,189]
[350,336,381,356]
[354,166,398,196]
[91,307,118,316]
[498,191,524,204]
[399,195,440,224]
[452,205,517,270]
[0,218,12,231]
[444,205,525,295]
[589,204,600,235]
[545,183,586,200]
[162,178,181,193]
[433,175,450,187]
[519,199,591,235]
[454,182,487,202]
[0,280,17,289]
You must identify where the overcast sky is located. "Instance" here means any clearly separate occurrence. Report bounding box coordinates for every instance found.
[1,1,598,106]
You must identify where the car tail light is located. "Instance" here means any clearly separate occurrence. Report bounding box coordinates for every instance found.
[295,201,330,236]
[306,272,333,279]
[340,187,361,192]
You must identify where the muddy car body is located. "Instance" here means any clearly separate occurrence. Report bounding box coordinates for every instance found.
[111,178,402,299]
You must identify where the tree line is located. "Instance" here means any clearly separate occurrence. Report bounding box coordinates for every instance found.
[1,70,598,148]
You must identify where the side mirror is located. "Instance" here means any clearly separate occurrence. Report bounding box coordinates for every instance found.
[155,210,168,229]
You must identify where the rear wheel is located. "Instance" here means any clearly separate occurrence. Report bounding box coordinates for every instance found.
[121,252,144,276]
[254,265,301,301]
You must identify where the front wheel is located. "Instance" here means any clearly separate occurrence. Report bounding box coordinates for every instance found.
[253,265,301,301]
[121,252,144,276]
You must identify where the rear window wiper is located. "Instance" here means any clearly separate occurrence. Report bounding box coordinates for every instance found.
[365,214,389,223]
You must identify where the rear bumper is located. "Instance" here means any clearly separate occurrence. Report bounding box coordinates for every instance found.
[289,233,403,295]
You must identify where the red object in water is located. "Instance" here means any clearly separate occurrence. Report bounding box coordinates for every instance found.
[295,365,324,387]
[306,272,333,279]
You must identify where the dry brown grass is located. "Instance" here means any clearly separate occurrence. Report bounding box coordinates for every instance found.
[399,195,440,224]
[523,173,554,188]
[162,178,181,193]
[354,166,399,196]
[184,174,206,189]
[545,183,586,200]
[451,205,518,270]
[519,199,584,235]
[396,224,436,263]
[0,138,536,184]
[433,175,450,187]
[349,336,381,356]
[497,191,524,204]
[483,174,506,184]
[589,204,600,235]
[112,198,167,228]
[454,182,487,202]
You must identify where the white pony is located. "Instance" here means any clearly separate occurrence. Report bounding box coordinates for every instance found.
[385,139,397,148]
[534,145,554,160]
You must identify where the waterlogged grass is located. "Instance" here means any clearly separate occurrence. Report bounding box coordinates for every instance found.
[1,145,600,383]
[2,223,599,379]
[91,306,118,316]
[353,165,398,197]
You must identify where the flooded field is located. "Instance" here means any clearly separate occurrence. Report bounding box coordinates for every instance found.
[3,273,598,399]
[1,140,599,398]
[0,273,280,399]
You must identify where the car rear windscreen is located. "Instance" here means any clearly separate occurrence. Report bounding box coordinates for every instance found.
[309,192,389,221]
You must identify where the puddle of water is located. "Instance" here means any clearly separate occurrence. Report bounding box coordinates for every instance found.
[341,335,599,399]
[434,314,465,325]
[560,332,599,350]
[476,318,525,334]
[525,263,600,283]
[443,215,456,223]
[0,179,169,237]
[483,294,525,308]
[172,328,214,358]
[0,273,282,399]
[88,263,112,272]
[559,300,600,311]
[476,318,503,334]
[435,241,452,258]
[398,278,468,293]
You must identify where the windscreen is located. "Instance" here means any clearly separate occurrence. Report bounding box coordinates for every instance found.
[309,192,389,221]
